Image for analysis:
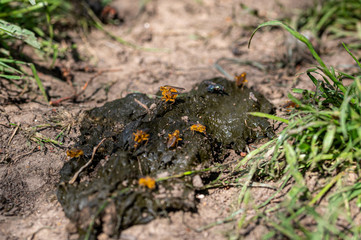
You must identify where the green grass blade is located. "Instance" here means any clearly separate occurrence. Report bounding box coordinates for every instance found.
[0,2,47,18]
[267,218,302,240]
[0,74,23,80]
[287,93,315,111]
[338,71,356,80]
[315,6,338,34]
[309,172,344,207]
[342,43,361,69]
[0,19,40,49]
[235,138,277,169]
[329,182,361,204]
[0,58,28,65]
[248,20,346,93]
[340,95,352,140]
[1,0,14,4]
[292,88,316,96]
[30,63,48,103]
[237,158,259,205]
[284,142,305,186]
[304,206,341,236]
[248,112,289,124]
[307,70,331,94]
[45,4,54,42]
[322,125,336,153]
[0,61,23,74]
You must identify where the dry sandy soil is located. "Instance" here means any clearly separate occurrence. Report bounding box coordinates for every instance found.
[0,0,359,239]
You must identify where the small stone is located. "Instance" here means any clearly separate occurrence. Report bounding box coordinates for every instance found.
[192,175,204,188]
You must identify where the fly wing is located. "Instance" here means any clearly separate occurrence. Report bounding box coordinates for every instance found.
[204,81,216,86]
[163,85,185,91]
[167,136,176,148]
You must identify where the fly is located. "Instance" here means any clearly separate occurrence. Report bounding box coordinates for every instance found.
[204,81,227,95]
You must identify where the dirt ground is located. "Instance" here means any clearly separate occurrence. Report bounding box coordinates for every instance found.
[0,0,359,239]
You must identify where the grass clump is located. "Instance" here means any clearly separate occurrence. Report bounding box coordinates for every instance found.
[231,20,361,239]
[0,1,154,104]
[296,0,361,49]
[0,0,75,104]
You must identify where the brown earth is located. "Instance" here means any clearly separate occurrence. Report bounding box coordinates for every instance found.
[0,0,359,239]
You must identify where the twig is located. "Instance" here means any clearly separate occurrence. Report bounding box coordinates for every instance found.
[134,98,150,114]
[245,145,250,153]
[8,123,19,146]
[26,226,53,240]
[49,68,122,106]
[201,182,277,190]
[137,156,143,176]
[0,122,10,127]
[69,138,107,184]
[13,147,37,163]
[30,132,63,146]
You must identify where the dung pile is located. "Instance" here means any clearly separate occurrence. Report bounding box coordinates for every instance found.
[57,78,274,239]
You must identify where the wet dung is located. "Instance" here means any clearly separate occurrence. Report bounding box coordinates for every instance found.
[57,78,274,239]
